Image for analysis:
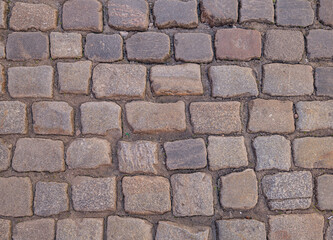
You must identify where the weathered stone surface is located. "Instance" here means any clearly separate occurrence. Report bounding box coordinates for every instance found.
[217,219,266,240]
[0,139,11,171]
[316,67,333,97]
[0,1,6,29]
[122,175,171,214]
[6,32,49,61]
[72,176,117,212]
[156,221,211,240]
[0,177,33,217]
[171,172,214,216]
[269,214,324,240]
[317,174,333,210]
[268,198,312,211]
[215,29,261,60]
[126,101,186,134]
[240,0,274,23]
[208,136,248,170]
[12,138,64,172]
[165,138,207,170]
[0,65,3,94]
[62,0,103,32]
[307,30,333,60]
[327,219,333,240]
[220,169,258,210]
[107,216,153,240]
[92,64,146,99]
[200,0,238,26]
[319,0,333,26]
[50,32,82,59]
[190,102,241,134]
[209,65,258,98]
[0,219,10,240]
[126,32,170,63]
[154,0,198,29]
[118,141,159,174]
[108,0,149,31]
[174,33,213,63]
[264,30,304,62]
[10,2,57,31]
[0,101,27,134]
[0,42,4,59]
[8,66,53,98]
[13,219,55,240]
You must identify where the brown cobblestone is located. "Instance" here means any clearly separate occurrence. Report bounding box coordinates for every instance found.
[0,64,3,94]
[0,219,10,240]
[199,0,238,26]
[13,219,55,240]
[0,1,6,29]
[0,101,27,135]
[0,42,5,59]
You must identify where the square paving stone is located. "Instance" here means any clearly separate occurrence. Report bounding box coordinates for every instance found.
[0,1,7,29]
[319,0,333,26]
[317,174,333,210]
[13,219,55,240]
[0,219,10,240]
[316,67,333,97]
[50,32,82,59]
[240,0,273,23]
[307,30,333,60]
[0,101,27,134]
[199,0,238,26]
[0,139,11,171]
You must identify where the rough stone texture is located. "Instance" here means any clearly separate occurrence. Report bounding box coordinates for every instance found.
[220,169,258,210]
[171,172,214,216]
[269,214,324,240]
[13,219,55,240]
[268,198,312,211]
[0,139,11,171]
[153,0,198,29]
[156,221,211,240]
[118,141,159,174]
[317,174,333,210]
[199,0,238,26]
[264,30,304,62]
[174,33,213,63]
[62,0,103,32]
[8,66,53,98]
[215,29,261,60]
[0,65,3,94]
[190,102,241,134]
[316,67,333,97]
[126,32,170,63]
[0,177,33,217]
[108,0,149,31]
[248,99,295,133]
[12,138,64,172]
[10,2,57,31]
[327,219,333,240]
[92,64,146,99]
[126,101,186,134]
[0,219,10,240]
[209,65,258,98]
[150,64,203,96]
[0,101,27,134]
[307,30,333,60]
[72,176,117,212]
[240,0,274,23]
[217,219,266,240]
[107,216,153,240]
[208,136,248,170]
[66,138,111,169]
[6,32,49,61]
[122,176,171,214]
[50,32,82,59]
[0,1,6,29]
[319,0,333,26]
[0,42,4,59]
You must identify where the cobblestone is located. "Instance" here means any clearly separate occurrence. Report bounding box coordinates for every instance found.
[316,67,333,97]
[0,101,27,134]
[307,30,333,60]
[240,0,274,23]
[0,43,4,59]
[319,0,333,26]
[50,32,82,59]
[0,139,10,171]
[317,174,333,210]
[0,219,10,240]
[327,219,333,240]
[0,1,6,29]
[13,219,55,240]
[200,0,238,26]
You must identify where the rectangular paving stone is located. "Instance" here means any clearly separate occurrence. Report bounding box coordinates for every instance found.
[319,0,333,26]
[0,219,10,240]
[0,1,6,29]
[268,198,312,211]
[13,219,55,240]
[0,64,3,94]
[0,42,5,59]
[327,219,333,240]
[50,32,82,59]
[307,30,333,60]
[317,174,333,210]
[240,0,274,23]
[316,67,333,97]
[199,0,238,26]
[0,139,11,172]
[0,101,27,134]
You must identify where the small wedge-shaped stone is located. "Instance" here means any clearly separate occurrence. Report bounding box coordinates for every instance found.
[13,219,55,240]
[0,101,27,134]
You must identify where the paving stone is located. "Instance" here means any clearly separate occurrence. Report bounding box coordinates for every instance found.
[307,30,333,60]
[171,172,214,216]
[190,102,241,134]
[153,0,198,29]
[92,64,146,99]
[319,0,333,26]
[276,0,314,27]
[122,175,171,214]
[0,139,11,171]
[264,30,304,62]
[10,2,57,31]
[0,177,33,217]
[118,141,159,174]
[240,0,274,23]
[81,102,122,136]
[50,32,82,59]
[316,67,333,97]
[34,182,69,216]
[293,137,333,169]
[0,219,10,240]
[0,101,27,134]
[209,65,258,98]
[126,101,186,134]
[248,99,294,133]
[0,1,6,29]
[32,101,74,135]
[58,61,92,94]
[126,32,170,63]
[12,138,64,172]
[8,66,53,98]
[67,138,111,169]
[56,218,104,240]
[216,219,266,240]
[269,214,324,240]
[327,219,333,240]
[108,0,149,31]
[174,33,213,63]
[220,169,258,210]
[199,0,238,26]
[317,174,333,210]
[62,0,103,32]
[208,136,248,170]
[0,65,3,94]
[72,176,117,212]
[107,216,153,240]
[0,44,4,59]
[268,198,312,211]
[215,29,261,61]
[13,219,55,240]
[296,101,333,132]
[165,138,207,170]
[156,221,211,240]
[6,32,49,61]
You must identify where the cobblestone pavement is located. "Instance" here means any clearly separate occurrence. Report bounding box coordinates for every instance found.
[0,0,332,239]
